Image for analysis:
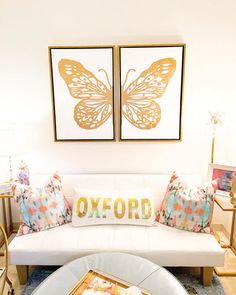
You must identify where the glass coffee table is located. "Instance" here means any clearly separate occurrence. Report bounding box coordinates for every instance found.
[32,252,187,295]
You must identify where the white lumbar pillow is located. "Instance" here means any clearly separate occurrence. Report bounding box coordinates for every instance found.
[72,188,156,227]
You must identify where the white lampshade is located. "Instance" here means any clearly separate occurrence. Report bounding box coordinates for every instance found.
[0,124,25,156]
[0,124,28,181]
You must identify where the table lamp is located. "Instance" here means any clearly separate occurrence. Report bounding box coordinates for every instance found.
[0,124,25,182]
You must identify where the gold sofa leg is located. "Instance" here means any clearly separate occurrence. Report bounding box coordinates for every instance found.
[201,267,213,286]
[16,265,28,285]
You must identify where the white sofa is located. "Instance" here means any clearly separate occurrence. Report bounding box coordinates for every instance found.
[8,174,224,286]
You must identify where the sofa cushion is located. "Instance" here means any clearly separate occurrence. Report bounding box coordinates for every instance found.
[72,188,156,227]
[8,222,224,267]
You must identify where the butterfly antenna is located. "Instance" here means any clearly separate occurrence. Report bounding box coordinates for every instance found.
[122,69,136,90]
[98,69,111,89]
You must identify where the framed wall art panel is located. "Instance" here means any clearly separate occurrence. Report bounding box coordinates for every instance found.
[49,46,115,141]
[118,44,185,141]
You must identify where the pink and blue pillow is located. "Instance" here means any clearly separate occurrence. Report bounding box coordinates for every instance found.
[157,172,216,233]
[13,172,71,235]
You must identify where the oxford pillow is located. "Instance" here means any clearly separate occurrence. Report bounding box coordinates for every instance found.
[72,188,156,226]
[13,172,71,235]
[157,172,216,233]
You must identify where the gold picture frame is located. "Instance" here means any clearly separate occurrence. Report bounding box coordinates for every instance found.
[49,46,116,141]
[118,44,185,141]
[208,163,236,197]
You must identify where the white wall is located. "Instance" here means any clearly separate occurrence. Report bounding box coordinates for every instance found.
[0,0,236,229]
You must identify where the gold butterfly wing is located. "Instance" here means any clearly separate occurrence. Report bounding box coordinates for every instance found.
[58,59,112,129]
[122,58,176,129]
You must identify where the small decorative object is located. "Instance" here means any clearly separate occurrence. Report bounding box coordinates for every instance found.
[208,163,236,197]
[17,161,30,185]
[68,269,150,295]
[118,44,185,140]
[49,46,115,141]
[230,171,236,206]
[208,111,223,163]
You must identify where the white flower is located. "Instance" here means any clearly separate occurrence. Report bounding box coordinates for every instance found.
[208,111,223,126]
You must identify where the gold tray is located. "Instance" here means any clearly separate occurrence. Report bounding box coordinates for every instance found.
[68,269,151,295]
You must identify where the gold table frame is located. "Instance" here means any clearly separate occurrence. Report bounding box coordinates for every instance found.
[214,196,236,276]
[0,223,14,294]
[0,194,14,251]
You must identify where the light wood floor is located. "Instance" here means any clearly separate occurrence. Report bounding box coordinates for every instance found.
[1,237,236,294]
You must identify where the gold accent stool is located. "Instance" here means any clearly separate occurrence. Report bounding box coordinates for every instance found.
[214,196,236,276]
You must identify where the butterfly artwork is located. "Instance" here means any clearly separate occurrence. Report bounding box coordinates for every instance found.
[49,47,115,141]
[58,58,176,130]
[49,45,184,141]
[121,58,176,130]
[58,59,113,130]
[119,45,185,140]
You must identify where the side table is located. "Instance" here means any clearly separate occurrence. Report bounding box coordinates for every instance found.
[0,223,14,294]
[0,194,14,251]
[214,196,236,276]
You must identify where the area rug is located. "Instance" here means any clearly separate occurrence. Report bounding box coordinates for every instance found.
[22,266,225,295]
[173,273,225,295]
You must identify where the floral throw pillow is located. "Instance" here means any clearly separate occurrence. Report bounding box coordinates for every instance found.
[157,172,216,233]
[13,172,71,235]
